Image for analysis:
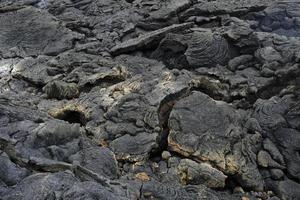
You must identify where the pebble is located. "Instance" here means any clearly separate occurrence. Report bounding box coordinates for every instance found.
[162,151,171,160]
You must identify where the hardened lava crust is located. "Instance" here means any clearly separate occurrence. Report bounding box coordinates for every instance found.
[0,0,300,199]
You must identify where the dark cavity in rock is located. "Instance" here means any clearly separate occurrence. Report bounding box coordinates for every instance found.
[53,110,87,126]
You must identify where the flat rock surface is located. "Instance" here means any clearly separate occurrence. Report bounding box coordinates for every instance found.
[0,7,81,57]
[0,0,299,200]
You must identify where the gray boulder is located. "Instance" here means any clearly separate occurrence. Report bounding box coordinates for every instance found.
[168,91,263,190]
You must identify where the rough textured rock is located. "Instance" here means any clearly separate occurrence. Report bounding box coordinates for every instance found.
[69,147,119,179]
[262,138,285,165]
[43,81,80,100]
[1,0,300,199]
[177,159,227,188]
[110,132,158,162]
[257,150,284,169]
[273,128,300,181]
[228,55,253,71]
[0,7,81,57]
[110,23,194,56]
[12,56,54,85]
[267,178,300,200]
[152,29,232,69]
[0,152,29,186]
[254,1,300,37]
[62,181,129,200]
[31,120,81,148]
[168,91,264,190]
[2,171,78,200]
[252,97,289,133]
[141,181,242,200]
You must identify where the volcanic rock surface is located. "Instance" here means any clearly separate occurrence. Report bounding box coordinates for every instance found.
[0,0,299,200]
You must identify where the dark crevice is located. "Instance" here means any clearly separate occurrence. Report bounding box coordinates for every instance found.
[53,110,87,126]
[212,175,240,192]
[125,0,135,3]
[139,183,144,199]
[150,88,191,159]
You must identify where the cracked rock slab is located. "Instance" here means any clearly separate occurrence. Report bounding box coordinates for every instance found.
[0,6,81,57]
[110,22,194,56]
